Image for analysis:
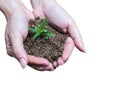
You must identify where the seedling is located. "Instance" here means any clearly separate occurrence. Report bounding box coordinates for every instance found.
[29,17,56,39]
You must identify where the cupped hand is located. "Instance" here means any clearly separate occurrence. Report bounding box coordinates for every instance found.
[30,0,86,68]
[4,1,54,71]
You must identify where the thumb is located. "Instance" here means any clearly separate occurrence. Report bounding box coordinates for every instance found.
[11,32,28,68]
[68,21,86,52]
[30,0,45,18]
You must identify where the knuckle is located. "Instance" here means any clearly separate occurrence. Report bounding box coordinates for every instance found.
[6,50,14,57]
[6,47,15,57]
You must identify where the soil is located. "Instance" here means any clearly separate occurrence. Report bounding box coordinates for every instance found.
[24,17,68,63]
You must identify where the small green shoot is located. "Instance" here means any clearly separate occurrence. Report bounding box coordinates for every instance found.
[29,18,56,39]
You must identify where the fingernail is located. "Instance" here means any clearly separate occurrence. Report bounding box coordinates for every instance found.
[19,57,27,69]
[82,44,86,53]
[80,41,86,53]
[48,63,54,71]
[77,37,86,53]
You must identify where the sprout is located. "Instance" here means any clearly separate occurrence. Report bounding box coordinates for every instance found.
[29,17,56,39]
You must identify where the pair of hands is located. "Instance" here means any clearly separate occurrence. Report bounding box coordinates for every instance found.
[2,0,85,71]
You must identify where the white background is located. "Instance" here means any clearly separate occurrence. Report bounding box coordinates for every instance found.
[0,0,120,85]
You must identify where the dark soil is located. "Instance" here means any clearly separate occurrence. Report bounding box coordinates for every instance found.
[24,17,68,63]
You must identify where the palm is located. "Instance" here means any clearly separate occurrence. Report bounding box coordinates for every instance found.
[5,9,53,71]
[5,11,30,57]
[31,1,82,67]
[31,0,86,68]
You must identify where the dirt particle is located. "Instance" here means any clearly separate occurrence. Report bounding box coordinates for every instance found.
[24,17,69,63]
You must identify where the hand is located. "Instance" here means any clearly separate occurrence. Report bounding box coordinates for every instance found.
[30,0,86,68]
[2,0,54,71]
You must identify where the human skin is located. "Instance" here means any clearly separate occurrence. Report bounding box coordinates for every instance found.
[0,0,85,71]
[0,0,54,71]
[30,0,86,68]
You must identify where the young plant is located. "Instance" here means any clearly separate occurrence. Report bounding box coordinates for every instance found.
[29,17,56,39]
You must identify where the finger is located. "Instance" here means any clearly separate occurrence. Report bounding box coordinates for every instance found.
[6,44,15,57]
[5,31,15,57]
[29,64,48,71]
[30,0,45,19]
[53,61,58,68]
[28,55,50,66]
[30,0,42,9]
[45,63,54,71]
[28,55,54,71]
[62,37,74,62]
[29,64,54,71]
[57,57,64,66]
[57,37,74,66]
[10,32,27,68]
[68,21,86,52]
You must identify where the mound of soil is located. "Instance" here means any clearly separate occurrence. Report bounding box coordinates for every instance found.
[24,17,68,63]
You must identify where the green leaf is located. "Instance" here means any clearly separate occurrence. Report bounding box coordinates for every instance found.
[43,29,48,32]
[47,33,56,37]
[29,27,37,33]
[28,17,56,39]
[33,31,41,39]
[47,31,56,37]
[43,31,56,37]
[40,17,47,30]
